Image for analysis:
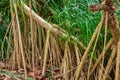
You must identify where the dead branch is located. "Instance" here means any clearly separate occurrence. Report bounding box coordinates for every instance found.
[22,3,86,49]
[89,0,115,12]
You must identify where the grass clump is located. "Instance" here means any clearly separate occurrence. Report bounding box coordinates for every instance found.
[44,0,102,45]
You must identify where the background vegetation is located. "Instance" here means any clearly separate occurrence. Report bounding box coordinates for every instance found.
[0,0,120,80]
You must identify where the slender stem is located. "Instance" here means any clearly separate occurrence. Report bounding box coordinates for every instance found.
[75,14,104,80]
[42,30,50,76]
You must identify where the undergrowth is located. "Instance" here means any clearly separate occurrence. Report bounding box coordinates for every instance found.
[44,0,102,45]
[0,0,120,80]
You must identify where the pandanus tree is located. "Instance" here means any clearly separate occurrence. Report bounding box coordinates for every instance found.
[1,0,120,80]
[75,0,120,80]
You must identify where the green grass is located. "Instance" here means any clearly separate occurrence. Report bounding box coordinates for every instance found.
[42,0,102,45]
[0,0,10,59]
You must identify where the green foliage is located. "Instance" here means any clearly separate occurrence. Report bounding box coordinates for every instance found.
[44,0,102,45]
[0,0,10,59]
